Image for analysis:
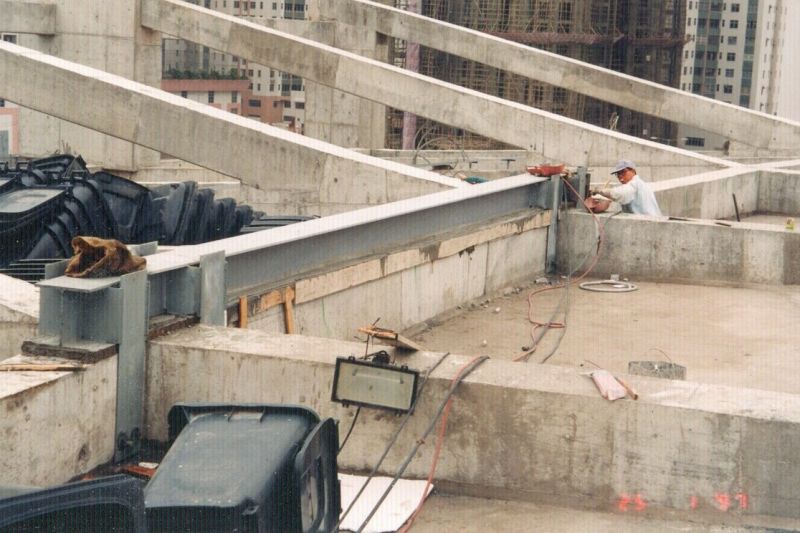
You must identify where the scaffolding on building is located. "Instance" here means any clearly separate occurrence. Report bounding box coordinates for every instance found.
[387,0,686,151]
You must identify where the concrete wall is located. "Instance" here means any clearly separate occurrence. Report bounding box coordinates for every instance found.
[0,275,39,359]
[557,211,800,285]
[146,328,800,521]
[0,355,116,486]
[653,168,760,219]
[244,211,550,338]
[758,171,800,215]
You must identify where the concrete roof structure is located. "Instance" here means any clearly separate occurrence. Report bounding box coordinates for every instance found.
[2,1,800,530]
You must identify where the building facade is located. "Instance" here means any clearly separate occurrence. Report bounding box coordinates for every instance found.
[162,0,306,132]
[678,0,792,150]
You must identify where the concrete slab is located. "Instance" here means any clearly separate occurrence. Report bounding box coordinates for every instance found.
[408,279,800,396]
[410,494,800,532]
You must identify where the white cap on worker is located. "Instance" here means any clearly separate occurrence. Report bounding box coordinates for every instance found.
[611,159,635,175]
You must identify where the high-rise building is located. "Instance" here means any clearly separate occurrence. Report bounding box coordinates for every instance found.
[678,0,792,150]
[162,0,306,132]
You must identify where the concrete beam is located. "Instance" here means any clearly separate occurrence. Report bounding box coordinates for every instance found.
[146,328,800,521]
[0,1,56,35]
[141,0,728,178]
[319,0,800,153]
[0,41,457,212]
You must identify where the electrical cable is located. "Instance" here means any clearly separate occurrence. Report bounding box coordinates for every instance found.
[338,407,361,454]
[355,355,489,533]
[514,176,612,363]
[335,351,451,531]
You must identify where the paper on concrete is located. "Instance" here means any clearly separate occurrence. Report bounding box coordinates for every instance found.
[338,474,433,533]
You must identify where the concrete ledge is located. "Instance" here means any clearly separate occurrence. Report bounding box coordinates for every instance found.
[0,275,39,358]
[0,0,56,35]
[557,211,800,285]
[146,328,800,521]
[0,356,116,486]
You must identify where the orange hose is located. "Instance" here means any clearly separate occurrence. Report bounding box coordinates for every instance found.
[513,176,607,362]
[398,356,484,532]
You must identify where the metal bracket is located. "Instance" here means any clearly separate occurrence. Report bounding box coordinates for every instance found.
[37,270,149,462]
[545,175,562,274]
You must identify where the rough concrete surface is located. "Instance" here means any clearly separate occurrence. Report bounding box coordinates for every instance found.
[411,494,800,532]
[409,279,800,395]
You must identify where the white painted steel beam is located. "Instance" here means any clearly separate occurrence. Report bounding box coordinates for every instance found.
[141,0,728,174]
[0,0,56,35]
[320,0,800,153]
[0,40,455,198]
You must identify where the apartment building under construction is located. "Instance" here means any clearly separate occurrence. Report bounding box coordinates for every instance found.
[389,0,687,149]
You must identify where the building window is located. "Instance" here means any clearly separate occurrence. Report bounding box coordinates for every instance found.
[208,91,215,103]
[2,34,17,44]
[248,69,253,76]
[232,91,238,103]
[249,99,261,107]
[723,85,733,93]
[180,91,188,98]
[272,2,277,8]
[685,137,705,146]
[728,36,737,44]
[726,68,734,77]
[729,19,738,28]
[233,1,239,7]
[731,3,739,12]
[257,83,261,91]
[0,99,5,107]
[295,102,305,109]
[727,52,736,61]
[269,83,274,91]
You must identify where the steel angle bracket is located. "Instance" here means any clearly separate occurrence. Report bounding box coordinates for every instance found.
[37,270,149,462]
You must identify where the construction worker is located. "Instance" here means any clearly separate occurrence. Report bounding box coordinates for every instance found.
[593,159,662,216]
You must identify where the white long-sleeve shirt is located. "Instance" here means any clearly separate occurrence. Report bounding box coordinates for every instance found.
[606,175,662,216]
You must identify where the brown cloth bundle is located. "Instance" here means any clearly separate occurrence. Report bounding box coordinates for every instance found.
[65,236,146,278]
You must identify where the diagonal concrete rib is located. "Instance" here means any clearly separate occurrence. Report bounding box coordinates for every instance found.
[320,0,800,153]
[0,41,459,204]
[0,0,56,36]
[141,0,731,178]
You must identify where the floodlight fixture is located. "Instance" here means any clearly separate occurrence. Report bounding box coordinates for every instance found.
[331,357,419,413]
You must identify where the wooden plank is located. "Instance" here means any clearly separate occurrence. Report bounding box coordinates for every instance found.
[0,363,86,372]
[238,296,248,328]
[257,289,284,312]
[283,286,296,334]
[358,326,423,352]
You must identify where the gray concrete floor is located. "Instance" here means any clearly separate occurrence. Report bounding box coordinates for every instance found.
[410,493,800,532]
[409,279,800,395]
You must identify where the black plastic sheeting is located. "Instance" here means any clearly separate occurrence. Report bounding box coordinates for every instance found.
[0,155,315,280]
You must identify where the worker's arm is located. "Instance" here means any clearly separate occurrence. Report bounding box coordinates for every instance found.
[597,183,635,205]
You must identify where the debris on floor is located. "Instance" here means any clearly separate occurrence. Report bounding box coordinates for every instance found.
[590,369,628,401]
[359,325,423,352]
